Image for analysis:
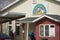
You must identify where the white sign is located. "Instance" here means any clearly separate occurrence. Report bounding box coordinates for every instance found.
[49,27,55,37]
[16,24,20,26]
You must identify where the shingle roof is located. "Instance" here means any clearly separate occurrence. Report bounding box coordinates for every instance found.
[17,14,60,23]
[0,0,20,11]
[21,17,38,21]
[46,14,60,20]
[17,17,38,23]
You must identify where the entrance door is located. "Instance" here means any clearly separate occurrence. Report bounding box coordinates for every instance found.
[28,23,36,40]
[16,23,22,40]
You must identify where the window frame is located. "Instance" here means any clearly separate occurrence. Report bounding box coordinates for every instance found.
[39,24,55,37]
[16,23,20,35]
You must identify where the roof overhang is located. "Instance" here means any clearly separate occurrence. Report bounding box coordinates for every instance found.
[17,15,60,23]
[46,0,60,5]
[56,0,60,2]
[0,12,25,24]
[33,15,60,22]
[0,0,20,11]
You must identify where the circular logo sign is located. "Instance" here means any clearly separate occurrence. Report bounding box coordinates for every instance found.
[33,4,47,15]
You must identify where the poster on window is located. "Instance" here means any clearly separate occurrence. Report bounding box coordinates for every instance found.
[49,27,55,37]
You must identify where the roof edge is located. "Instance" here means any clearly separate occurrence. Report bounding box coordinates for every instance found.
[32,15,60,22]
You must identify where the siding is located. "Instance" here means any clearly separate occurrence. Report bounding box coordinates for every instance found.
[36,17,60,40]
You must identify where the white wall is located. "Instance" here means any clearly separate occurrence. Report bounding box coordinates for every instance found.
[2,22,9,35]
[48,2,60,15]
[2,20,16,35]
[9,0,60,17]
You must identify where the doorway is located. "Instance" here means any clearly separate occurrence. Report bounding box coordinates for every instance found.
[28,23,36,40]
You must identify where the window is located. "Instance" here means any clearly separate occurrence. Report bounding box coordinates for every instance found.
[16,23,20,35]
[9,26,13,37]
[16,26,20,35]
[45,25,49,36]
[40,25,44,36]
[39,24,55,37]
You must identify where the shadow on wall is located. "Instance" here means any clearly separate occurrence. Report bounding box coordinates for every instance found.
[46,0,60,5]
[0,0,27,14]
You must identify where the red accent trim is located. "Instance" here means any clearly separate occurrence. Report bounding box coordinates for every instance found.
[22,23,25,40]
[22,33,24,40]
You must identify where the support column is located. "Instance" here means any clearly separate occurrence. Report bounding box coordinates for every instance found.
[26,23,29,40]
[14,20,16,40]
[0,19,2,33]
[0,24,2,33]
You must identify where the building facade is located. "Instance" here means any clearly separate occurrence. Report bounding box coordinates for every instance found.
[0,0,60,40]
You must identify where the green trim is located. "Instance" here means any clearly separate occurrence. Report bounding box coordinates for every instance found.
[33,4,47,14]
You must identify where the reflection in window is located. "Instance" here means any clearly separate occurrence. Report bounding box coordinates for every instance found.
[40,25,44,36]
[40,25,44,31]
[45,25,49,36]
[45,31,49,36]
[40,31,44,36]
[45,25,49,30]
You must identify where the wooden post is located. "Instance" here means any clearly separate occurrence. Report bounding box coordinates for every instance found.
[22,23,25,40]
[0,19,2,33]
[0,24,2,33]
